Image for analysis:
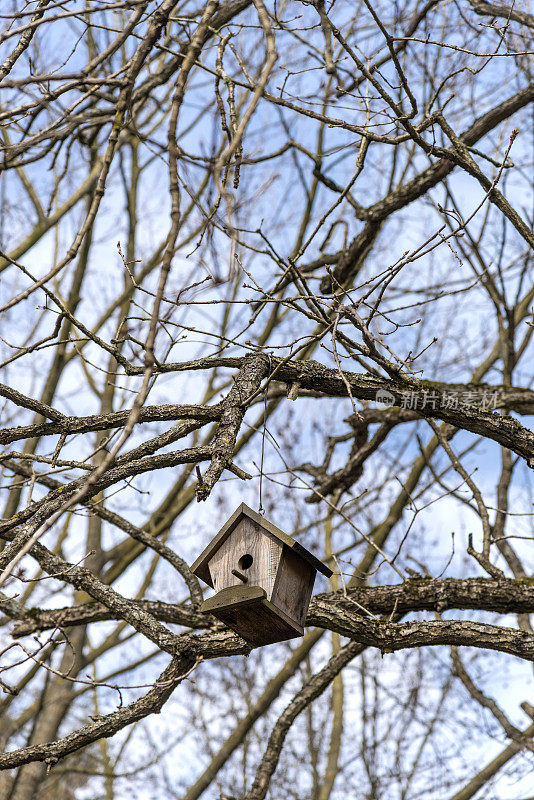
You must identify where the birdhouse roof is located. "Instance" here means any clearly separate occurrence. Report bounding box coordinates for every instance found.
[190,502,333,588]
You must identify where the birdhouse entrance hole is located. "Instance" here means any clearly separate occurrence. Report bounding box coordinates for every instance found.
[238,554,253,570]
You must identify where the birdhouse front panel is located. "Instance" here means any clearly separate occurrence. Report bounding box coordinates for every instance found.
[207,516,282,599]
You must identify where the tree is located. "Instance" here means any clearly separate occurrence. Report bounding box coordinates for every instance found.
[1,0,534,798]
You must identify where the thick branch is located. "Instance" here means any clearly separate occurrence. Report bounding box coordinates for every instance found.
[310,600,534,662]
[196,353,269,500]
[10,577,534,636]
[0,402,221,446]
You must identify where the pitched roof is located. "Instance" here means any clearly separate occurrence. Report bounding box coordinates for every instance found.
[190,502,333,587]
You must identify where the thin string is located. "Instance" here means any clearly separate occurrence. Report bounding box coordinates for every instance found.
[258,354,271,515]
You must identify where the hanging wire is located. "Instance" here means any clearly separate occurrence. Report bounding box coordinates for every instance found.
[258,353,272,515]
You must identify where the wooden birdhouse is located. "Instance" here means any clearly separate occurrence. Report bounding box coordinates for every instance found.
[191,503,332,646]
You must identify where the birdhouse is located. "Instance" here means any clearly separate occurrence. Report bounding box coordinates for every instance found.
[191,503,332,646]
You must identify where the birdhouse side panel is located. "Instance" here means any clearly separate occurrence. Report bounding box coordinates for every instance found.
[271,548,316,626]
[207,518,283,598]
